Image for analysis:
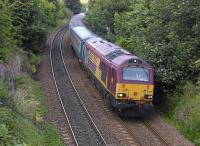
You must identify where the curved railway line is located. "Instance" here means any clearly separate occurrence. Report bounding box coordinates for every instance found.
[48,25,193,146]
[50,25,106,146]
[60,25,171,146]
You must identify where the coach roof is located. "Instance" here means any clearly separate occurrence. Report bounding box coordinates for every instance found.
[72,26,95,40]
[70,13,85,28]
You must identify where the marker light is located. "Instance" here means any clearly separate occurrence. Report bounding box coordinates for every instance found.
[117,93,126,97]
[148,95,153,99]
[144,95,153,99]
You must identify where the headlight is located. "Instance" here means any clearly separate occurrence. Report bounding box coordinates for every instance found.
[148,95,153,99]
[145,95,153,99]
[117,93,126,97]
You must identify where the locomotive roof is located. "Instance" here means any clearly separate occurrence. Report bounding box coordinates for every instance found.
[86,37,148,66]
[72,26,95,40]
[87,37,130,55]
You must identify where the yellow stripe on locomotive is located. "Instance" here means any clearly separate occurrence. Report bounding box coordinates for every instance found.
[116,84,154,104]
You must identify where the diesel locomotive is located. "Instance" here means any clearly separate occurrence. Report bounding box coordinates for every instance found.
[69,13,154,113]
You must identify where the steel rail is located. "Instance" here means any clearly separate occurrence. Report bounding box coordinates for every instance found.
[60,30,107,146]
[50,25,107,146]
[50,25,78,146]
[142,120,171,146]
[50,24,168,146]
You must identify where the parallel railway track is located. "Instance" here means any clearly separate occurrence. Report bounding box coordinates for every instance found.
[50,25,106,146]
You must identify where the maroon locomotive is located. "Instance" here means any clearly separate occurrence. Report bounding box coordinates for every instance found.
[69,13,154,114]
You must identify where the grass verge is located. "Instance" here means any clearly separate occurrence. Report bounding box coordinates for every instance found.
[164,82,200,145]
[16,114,64,146]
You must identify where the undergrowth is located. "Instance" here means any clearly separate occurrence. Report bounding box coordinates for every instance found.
[0,40,65,146]
[15,74,48,122]
[165,81,200,145]
[0,72,64,146]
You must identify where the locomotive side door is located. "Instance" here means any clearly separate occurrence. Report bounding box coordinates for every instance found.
[108,66,116,94]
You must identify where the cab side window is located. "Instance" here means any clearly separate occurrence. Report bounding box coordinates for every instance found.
[101,63,107,83]
[111,68,116,83]
[112,68,115,78]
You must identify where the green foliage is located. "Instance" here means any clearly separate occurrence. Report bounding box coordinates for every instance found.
[29,53,43,65]
[86,1,200,143]
[0,107,24,146]
[0,0,61,60]
[65,0,82,14]
[16,115,64,146]
[10,0,58,53]
[196,59,200,68]
[85,0,132,41]
[56,0,72,17]
[0,0,18,61]
[0,107,64,146]
[86,0,200,95]
[15,74,48,120]
[43,123,64,146]
[0,73,64,146]
[166,82,200,145]
[13,74,64,145]
[0,0,67,145]
[114,0,200,91]
[0,86,8,105]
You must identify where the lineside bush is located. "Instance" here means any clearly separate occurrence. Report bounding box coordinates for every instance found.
[0,0,68,145]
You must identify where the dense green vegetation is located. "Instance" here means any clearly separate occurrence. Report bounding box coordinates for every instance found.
[166,81,200,144]
[0,75,64,146]
[0,0,68,145]
[0,0,18,61]
[86,0,200,144]
[65,0,82,14]
[85,0,132,41]
[0,0,69,57]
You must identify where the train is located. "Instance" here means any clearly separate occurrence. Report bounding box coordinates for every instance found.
[69,13,154,115]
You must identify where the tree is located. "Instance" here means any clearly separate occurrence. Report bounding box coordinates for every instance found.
[114,0,200,95]
[86,0,200,100]
[0,0,17,60]
[85,0,132,41]
[10,0,58,53]
[65,0,81,14]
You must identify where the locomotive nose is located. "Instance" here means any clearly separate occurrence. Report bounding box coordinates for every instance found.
[116,83,154,102]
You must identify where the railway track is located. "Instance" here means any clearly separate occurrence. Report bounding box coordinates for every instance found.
[142,120,170,146]
[50,25,107,146]
[104,108,171,146]
[49,25,191,146]
[120,116,172,146]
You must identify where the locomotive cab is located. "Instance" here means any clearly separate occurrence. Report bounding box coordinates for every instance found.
[113,57,154,109]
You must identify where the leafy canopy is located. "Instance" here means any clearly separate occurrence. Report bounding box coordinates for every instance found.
[86,0,200,94]
[65,0,81,14]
